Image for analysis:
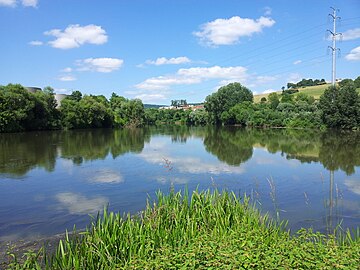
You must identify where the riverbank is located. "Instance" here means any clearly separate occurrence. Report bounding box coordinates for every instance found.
[5,189,360,269]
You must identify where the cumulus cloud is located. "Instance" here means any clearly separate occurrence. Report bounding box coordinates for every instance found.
[136,66,248,91]
[0,0,16,7]
[194,16,275,46]
[44,24,108,49]
[58,75,76,81]
[76,57,124,73]
[28,40,43,46]
[145,56,191,66]
[21,0,37,7]
[345,46,360,61]
[134,93,168,102]
[56,192,108,215]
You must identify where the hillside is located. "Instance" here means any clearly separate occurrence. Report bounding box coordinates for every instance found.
[254,84,360,103]
[254,84,330,103]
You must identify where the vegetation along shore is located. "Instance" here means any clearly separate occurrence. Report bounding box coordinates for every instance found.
[1,76,360,133]
[4,189,360,269]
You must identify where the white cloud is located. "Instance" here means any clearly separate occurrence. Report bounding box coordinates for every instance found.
[264,7,272,16]
[58,75,76,81]
[340,28,360,41]
[134,93,167,102]
[28,40,43,46]
[0,0,16,7]
[293,60,302,65]
[56,192,108,215]
[136,65,248,91]
[76,57,124,73]
[0,0,37,7]
[45,24,108,49]
[194,16,275,46]
[345,46,360,61]
[135,75,201,91]
[21,0,37,7]
[145,56,191,66]
[61,67,72,73]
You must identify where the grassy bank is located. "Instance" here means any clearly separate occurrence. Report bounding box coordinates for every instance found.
[7,189,360,269]
[254,84,360,103]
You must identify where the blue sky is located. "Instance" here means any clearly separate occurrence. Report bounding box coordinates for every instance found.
[0,0,359,104]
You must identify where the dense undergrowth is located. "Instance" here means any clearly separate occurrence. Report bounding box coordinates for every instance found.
[6,189,360,269]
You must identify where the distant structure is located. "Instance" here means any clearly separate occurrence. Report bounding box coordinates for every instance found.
[25,87,42,93]
[54,93,69,108]
[327,7,341,86]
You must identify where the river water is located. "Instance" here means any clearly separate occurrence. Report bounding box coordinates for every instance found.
[0,126,359,241]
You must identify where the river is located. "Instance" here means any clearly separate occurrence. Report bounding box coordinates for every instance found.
[0,126,359,242]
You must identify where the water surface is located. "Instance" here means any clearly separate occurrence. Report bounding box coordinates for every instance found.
[0,126,359,241]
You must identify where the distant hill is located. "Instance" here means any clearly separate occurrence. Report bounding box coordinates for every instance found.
[144,104,166,109]
[254,84,329,103]
[144,103,204,109]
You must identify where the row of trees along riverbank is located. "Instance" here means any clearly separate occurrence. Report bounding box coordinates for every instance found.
[1,79,360,132]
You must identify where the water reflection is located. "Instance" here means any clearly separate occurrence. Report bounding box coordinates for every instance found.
[0,126,359,240]
[55,192,108,215]
[1,127,360,177]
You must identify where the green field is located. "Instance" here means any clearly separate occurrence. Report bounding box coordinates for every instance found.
[254,84,360,103]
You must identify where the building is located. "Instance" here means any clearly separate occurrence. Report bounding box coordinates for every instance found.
[54,94,69,108]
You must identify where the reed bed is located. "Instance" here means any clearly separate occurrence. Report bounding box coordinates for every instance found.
[7,189,360,269]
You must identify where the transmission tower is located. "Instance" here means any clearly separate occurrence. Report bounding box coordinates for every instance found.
[327,7,341,86]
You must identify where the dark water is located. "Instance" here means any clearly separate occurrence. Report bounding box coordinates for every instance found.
[0,126,359,241]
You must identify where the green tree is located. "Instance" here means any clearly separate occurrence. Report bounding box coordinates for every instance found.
[205,82,253,124]
[319,85,360,129]
[353,76,360,88]
[268,92,280,109]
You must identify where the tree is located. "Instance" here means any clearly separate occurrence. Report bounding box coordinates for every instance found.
[204,82,253,124]
[338,78,354,88]
[268,92,280,109]
[319,84,360,129]
[353,76,360,88]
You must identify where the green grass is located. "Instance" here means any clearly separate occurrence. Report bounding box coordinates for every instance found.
[255,84,360,103]
[6,189,360,269]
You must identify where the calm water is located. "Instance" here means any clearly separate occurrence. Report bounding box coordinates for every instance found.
[0,126,359,241]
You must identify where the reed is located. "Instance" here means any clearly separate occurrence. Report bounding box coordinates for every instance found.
[7,189,360,269]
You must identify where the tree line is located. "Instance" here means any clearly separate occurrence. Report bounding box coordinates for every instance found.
[1,77,360,133]
[0,84,145,132]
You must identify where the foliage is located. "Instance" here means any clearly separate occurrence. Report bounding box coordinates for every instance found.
[287,78,326,89]
[110,93,144,128]
[205,82,253,124]
[10,189,360,269]
[0,84,60,132]
[319,85,360,129]
[354,76,360,88]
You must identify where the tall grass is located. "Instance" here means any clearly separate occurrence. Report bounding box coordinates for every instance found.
[7,189,360,269]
